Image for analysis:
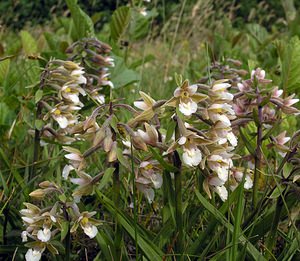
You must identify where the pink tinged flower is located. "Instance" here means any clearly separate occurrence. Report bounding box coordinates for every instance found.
[25,249,42,261]
[37,228,51,242]
[275,131,290,145]
[182,144,202,167]
[251,68,265,80]
[71,68,87,85]
[165,80,207,116]
[272,87,283,98]
[62,164,75,180]
[283,94,299,107]
[139,186,155,203]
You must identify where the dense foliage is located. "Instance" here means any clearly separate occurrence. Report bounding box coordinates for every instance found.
[0,0,300,260]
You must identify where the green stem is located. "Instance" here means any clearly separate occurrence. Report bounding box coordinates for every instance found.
[130,140,139,260]
[112,161,122,260]
[265,195,284,260]
[29,103,42,182]
[253,94,263,209]
[173,151,183,257]
[63,205,71,261]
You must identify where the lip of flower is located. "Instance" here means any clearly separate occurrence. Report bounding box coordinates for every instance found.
[182,144,202,167]
[37,227,51,242]
[25,248,43,261]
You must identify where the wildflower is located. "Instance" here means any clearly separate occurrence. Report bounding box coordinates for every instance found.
[136,123,159,147]
[71,208,101,239]
[165,80,207,116]
[63,146,85,170]
[37,227,51,242]
[209,80,234,101]
[129,91,157,126]
[25,248,43,261]
[208,177,228,201]
[136,161,163,203]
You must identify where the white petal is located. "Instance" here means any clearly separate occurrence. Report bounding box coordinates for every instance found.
[179,100,197,116]
[244,175,253,189]
[216,167,229,182]
[227,132,237,147]
[21,231,28,242]
[134,101,149,110]
[65,153,81,161]
[62,165,74,180]
[214,185,228,201]
[150,174,163,189]
[143,188,155,203]
[55,115,69,129]
[212,83,231,91]
[182,146,202,167]
[22,217,35,224]
[209,177,224,187]
[188,84,198,94]
[37,228,51,242]
[83,224,98,239]
[178,136,187,145]
[25,249,42,261]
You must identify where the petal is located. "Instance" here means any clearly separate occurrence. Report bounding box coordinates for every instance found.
[134,101,149,111]
[83,224,98,239]
[214,185,228,201]
[150,174,163,189]
[55,115,69,129]
[37,228,51,242]
[244,175,253,189]
[25,249,42,261]
[62,165,74,180]
[187,84,198,95]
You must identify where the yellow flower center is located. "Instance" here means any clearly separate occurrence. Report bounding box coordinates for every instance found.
[145,164,153,170]
[182,91,189,97]
[54,109,61,115]
[65,87,71,93]
[81,217,89,226]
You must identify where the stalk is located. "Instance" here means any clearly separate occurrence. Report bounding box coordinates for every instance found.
[62,205,71,261]
[29,103,41,182]
[130,140,139,260]
[253,93,263,209]
[265,194,284,260]
[173,151,183,257]
[112,161,122,260]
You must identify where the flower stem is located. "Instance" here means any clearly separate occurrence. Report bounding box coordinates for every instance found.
[173,151,183,257]
[29,103,42,182]
[265,194,284,260]
[253,94,263,209]
[112,161,122,260]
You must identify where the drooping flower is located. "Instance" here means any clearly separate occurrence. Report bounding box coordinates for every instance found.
[165,80,207,116]
[25,248,43,261]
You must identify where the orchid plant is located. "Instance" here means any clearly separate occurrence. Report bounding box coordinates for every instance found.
[20,38,300,260]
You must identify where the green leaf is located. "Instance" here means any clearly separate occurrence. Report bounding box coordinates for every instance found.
[98,167,114,190]
[35,89,43,104]
[60,221,69,241]
[66,0,95,40]
[194,190,266,261]
[35,119,44,131]
[110,56,140,89]
[20,30,38,55]
[110,6,131,42]
[280,36,300,93]
[95,190,164,260]
[0,58,10,84]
